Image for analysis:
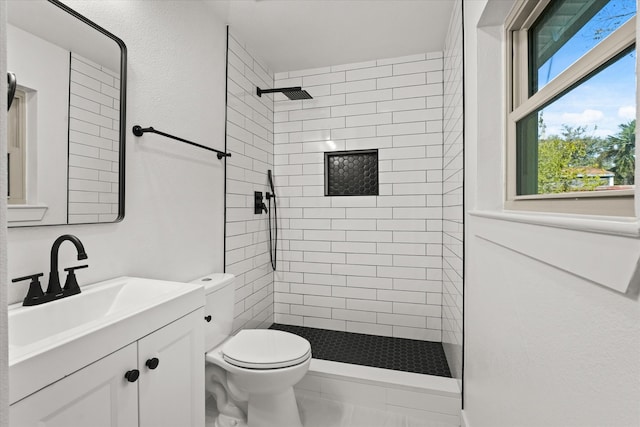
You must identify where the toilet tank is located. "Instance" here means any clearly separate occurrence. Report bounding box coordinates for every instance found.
[190,273,235,351]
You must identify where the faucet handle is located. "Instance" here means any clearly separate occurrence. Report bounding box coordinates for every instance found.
[12,273,45,306]
[63,265,88,297]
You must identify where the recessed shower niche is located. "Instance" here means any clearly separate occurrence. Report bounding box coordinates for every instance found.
[325,150,379,197]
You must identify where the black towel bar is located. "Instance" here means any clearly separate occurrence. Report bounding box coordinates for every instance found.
[132,125,231,160]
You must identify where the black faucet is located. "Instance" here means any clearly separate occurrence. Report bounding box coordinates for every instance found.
[47,234,88,297]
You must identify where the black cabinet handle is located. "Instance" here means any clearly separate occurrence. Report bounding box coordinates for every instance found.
[204,315,212,322]
[124,369,139,382]
[145,357,160,370]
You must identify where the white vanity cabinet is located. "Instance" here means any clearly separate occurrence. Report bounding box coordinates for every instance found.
[10,309,204,427]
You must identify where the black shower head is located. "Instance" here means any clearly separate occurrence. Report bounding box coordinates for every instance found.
[257,86,313,100]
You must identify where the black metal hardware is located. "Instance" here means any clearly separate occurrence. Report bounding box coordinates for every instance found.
[124,369,140,382]
[7,72,17,111]
[145,358,160,370]
[12,273,45,306]
[204,315,212,322]
[63,264,88,297]
[267,170,278,271]
[47,235,87,299]
[132,125,231,160]
[256,86,313,100]
[254,191,267,214]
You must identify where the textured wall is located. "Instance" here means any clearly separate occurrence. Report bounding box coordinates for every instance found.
[225,32,275,332]
[7,1,227,305]
[272,54,445,341]
[442,0,464,380]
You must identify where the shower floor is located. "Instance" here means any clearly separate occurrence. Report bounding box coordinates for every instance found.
[269,323,451,378]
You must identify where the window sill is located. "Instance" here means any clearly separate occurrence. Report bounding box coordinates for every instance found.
[8,204,48,223]
[468,210,640,294]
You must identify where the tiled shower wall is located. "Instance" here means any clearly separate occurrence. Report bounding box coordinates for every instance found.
[225,33,275,332]
[442,0,464,379]
[272,54,445,341]
[68,53,120,224]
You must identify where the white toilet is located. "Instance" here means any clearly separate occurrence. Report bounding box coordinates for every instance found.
[191,273,311,427]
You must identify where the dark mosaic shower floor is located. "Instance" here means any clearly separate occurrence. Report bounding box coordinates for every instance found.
[269,323,451,378]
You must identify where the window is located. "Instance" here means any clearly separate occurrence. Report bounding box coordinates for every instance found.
[7,89,26,205]
[507,0,636,216]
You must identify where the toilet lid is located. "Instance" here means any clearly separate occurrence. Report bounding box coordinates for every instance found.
[222,329,311,369]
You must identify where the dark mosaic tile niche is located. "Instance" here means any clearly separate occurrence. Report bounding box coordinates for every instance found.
[269,323,451,377]
[325,149,378,196]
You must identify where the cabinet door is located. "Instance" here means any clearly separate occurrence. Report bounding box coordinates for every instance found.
[138,309,204,427]
[10,343,138,427]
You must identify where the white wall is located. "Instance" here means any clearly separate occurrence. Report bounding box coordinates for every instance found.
[464,1,640,426]
[272,54,445,341]
[442,0,464,381]
[7,1,227,305]
[1,1,10,425]
[225,32,275,332]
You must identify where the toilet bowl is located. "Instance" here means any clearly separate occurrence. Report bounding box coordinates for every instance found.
[191,273,311,427]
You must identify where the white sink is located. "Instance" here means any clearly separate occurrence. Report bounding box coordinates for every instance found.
[8,276,203,404]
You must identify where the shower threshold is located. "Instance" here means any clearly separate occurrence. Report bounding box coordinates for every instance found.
[269,323,451,378]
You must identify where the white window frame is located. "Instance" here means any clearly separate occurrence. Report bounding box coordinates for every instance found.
[8,89,26,205]
[505,0,637,217]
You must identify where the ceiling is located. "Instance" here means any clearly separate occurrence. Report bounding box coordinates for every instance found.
[207,0,456,73]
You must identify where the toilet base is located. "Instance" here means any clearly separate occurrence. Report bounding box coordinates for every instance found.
[246,387,302,427]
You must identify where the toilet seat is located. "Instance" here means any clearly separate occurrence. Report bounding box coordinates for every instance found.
[222,329,311,370]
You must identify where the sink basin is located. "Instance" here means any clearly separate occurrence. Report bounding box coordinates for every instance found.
[8,276,203,404]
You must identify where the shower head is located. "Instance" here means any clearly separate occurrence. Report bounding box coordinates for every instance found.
[257,86,313,100]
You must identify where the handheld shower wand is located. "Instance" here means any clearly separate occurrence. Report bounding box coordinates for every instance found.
[266,170,278,271]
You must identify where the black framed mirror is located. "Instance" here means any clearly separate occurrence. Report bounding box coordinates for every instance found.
[6,0,126,227]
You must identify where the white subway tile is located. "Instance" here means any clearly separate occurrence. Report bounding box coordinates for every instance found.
[302,94,345,108]
[303,230,345,241]
[393,109,441,123]
[393,83,442,99]
[376,195,427,207]
[377,73,426,89]
[377,266,426,280]
[291,304,332,318]
[377,97,426,113]
[346,65,392,81]
[289,66,332,78]
[332,308,377,322]
[332,219,377,230]
[304,295,346,309]
[377,122,426,136]
[347,321,393,336]
[347,299,393,313]
[289,129,332,143]
[331,103,377,117]
[331,242,377,253]
[303,117,345,131]
[331,196,377,208]
[347,253,393,266]
[304,251,346,264]
[377,243,426,255]
[331,126,377,140]
[393,59,442,75]
[303,71,345,86]
[346,113,392,127]
[377,313,425,328]
[290,261,332,274]
[393,302,441,317]
[305,273,346,286]
[377,289,426,303]
[304,317,345,331]
[346,231,393,242]
[346,89,392,104]
[331,79,377,94]
[332,264,377,277]
[289,107,331,121]
[346,276,393,289]
[345,208,392,219]
[393,133,442,147]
